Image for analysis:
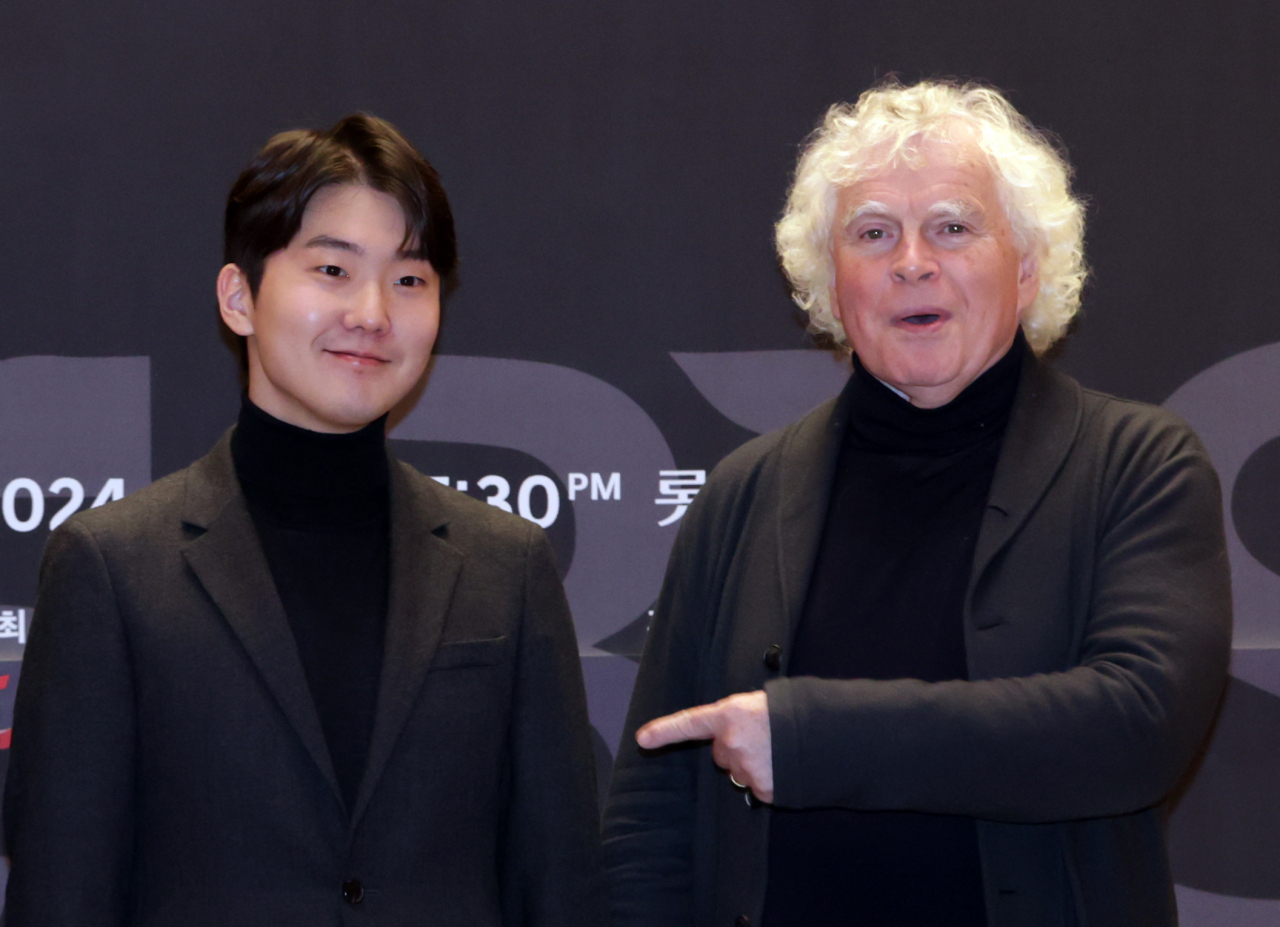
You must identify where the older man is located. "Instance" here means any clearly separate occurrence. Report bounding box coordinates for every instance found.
[603,81,1231,927]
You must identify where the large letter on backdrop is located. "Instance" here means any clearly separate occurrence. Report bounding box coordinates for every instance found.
[1164,343,1280,919]
[390,355,676,651]
[0,355,151,902]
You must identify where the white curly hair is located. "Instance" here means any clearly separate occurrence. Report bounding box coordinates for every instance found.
[775,80,1087,355]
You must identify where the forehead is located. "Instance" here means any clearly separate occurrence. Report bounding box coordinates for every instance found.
[295,183,410,240]
[837,138,1003,216]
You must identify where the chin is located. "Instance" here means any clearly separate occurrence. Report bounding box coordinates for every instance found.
[338,404,391,431]
[883,357,960,393]
[311,393,392,432]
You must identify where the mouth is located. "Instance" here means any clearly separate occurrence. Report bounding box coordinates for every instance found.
[325,349,390,367]
[893,309,951,330]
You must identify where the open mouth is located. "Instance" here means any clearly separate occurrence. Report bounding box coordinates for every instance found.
[902,313,942,326]
[894,308,951,329]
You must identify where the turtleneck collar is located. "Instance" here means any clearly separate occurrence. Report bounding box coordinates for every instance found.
[845,328,1027,455]
[230,396,390,530]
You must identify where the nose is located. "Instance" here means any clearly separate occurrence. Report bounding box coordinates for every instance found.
[892,231,938,284]
[344,281,391,333]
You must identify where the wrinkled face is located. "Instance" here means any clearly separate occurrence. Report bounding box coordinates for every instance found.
[218,184,440,433]
[831,137,1039,408]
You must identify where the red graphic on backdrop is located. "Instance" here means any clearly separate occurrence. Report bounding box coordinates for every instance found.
[0,672,10,749]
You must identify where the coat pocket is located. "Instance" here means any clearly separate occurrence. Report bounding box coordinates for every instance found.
[430,635,510,670]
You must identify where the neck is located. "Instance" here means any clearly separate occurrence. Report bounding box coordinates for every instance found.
[231,396,390,529]
[846,330,1026,455]
[898,332,1021,409]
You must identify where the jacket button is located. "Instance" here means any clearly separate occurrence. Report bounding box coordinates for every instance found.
[342,879,364,904]
[736,916,751,927]
[763,644,782,672]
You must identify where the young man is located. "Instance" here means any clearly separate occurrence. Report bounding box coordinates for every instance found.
[5,114,606,927]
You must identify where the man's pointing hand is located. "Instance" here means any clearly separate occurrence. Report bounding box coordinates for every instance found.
[636,691,773,803]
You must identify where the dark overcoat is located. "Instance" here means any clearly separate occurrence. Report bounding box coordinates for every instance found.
[603,355,1232,927]
[4,434,607,927]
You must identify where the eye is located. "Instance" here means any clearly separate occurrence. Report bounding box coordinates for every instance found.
[943,222,967,234]
[318,265,346,277]
[862,228,886,241]
[396,275,427,287]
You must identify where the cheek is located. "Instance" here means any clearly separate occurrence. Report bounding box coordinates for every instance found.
[252,286,322,350]
[258,315,319,369]
[837,307,884,364]
[264,309,308,341]
[837,289,886,344]
[399,309,441,360]
[969,246,1025,308]
[832,263,878,324]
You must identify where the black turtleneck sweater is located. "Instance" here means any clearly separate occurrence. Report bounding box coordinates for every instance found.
[762,333,1026,927]
[230,398,391,810]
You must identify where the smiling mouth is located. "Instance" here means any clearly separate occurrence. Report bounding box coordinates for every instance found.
[327,349,389,366]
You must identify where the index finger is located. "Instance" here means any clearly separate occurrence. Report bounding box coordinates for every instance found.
[636,703,724,749]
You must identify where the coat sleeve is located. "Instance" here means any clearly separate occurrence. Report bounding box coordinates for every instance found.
[3,519,137,926]
[601,472,744,927]
[500,525,608,927]
[767,413,1233,823]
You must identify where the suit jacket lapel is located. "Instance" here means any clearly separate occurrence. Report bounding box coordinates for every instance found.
[350,459,462,829]
[776,384,852,638]
[969,355,1083,589]
[179,434,344,808]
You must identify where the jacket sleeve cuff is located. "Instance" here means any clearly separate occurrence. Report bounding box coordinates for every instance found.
[765,677,806,807]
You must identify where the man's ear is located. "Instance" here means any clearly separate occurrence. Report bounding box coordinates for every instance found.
[828,294,843,324]
[217,264,255,336]
[827,274,843,324]
[1016,250,1041,313]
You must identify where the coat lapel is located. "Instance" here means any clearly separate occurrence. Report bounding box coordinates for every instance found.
[969,355,1083,589]
[775,385,853,637]
[178,434,344,808]
[772,354,1082,635]
[350,460,462,829]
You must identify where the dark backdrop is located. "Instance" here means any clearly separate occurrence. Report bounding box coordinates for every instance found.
[2,2,1278,921]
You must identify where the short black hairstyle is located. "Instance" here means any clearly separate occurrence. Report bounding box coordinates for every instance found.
[224,112,458,295]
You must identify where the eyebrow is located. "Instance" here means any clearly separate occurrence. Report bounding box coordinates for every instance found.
[928,198,984,221]
[304,234,424,261]
[843,200,893,225]
[304,235,364,256]
[841,197,986,226]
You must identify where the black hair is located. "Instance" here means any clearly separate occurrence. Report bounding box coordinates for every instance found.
[224,112,457,296]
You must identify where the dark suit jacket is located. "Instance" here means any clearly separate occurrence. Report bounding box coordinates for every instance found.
[603,355,1232,927]
[4,434,606,927]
